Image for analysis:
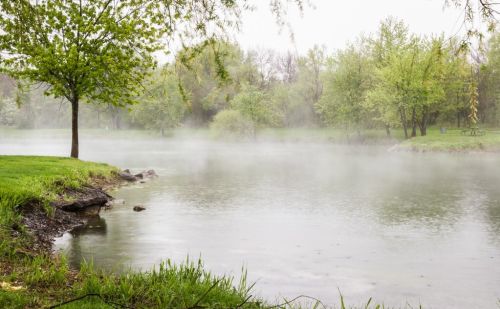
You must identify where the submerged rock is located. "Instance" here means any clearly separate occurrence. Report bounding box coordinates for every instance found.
[119,169,157,182]
[104,198,126,210]
[118,171,137,182]
[134,169,158,179]
[133,205,146,212]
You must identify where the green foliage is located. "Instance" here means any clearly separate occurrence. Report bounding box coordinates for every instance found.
[131,68,186,135]
[231,84,280,127]
[210,109,255,138]
[176,42,257,125]
[0,1,161,106]
[316,18,473,138]
[479,31,500,125]
[316,40,374,131]
[292,46,326,126]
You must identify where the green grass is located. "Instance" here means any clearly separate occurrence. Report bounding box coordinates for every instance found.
[0,156,118,235]
[1,257,259,309]
[398,128,500,152]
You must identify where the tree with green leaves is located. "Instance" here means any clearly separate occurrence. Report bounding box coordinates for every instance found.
[365,20,449,138]
[131,68,186,136]
[478,32,500,125]
[0,0,164,157]
[294,46,326,126]
[412,37,447,136]
[316,40,374,134]
[230,84,280,128]
[439,40,471,127]
[176,42,256,126]
[0,0,304,158]
[366,18,414,138]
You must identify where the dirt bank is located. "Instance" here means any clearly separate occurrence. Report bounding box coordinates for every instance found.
[19,169,156,253]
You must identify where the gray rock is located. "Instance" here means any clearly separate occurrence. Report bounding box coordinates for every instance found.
[134,169,158,179]
[133,206,146,212]
[104,199,125,210]
[119,171,137,182]
[54,187,111,212]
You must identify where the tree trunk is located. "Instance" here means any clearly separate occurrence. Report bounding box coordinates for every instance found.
[70,98,79,158]
[457,112,461,128]
[411,107,417,138]
[385,125,391,137]
[419,108,428,136]
[399,107,409,139]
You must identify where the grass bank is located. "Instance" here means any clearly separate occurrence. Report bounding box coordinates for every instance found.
[396,128,500,152]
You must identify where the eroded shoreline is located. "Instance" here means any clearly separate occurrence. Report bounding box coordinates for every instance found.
[20,169,157,254]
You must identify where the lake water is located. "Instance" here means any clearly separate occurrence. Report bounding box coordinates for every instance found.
[1,130,500,308]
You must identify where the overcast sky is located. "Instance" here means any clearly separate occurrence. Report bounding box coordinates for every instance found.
[236,0,465,54]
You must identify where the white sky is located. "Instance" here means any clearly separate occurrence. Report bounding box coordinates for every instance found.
[236,0,465,54]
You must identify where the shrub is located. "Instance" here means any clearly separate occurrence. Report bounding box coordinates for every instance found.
[210,110,255,139]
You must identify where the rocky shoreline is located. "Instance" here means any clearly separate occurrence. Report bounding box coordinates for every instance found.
[20,169,157,252]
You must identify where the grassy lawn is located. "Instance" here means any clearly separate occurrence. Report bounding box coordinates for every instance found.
[0,156,117,232]
[398,128,500,152]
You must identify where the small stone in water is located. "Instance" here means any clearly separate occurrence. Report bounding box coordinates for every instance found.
[133,206,146,212]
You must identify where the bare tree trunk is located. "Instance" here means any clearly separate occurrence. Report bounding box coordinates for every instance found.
[411,107,417,138]
[399,107,409,139]
[70,98,79,158]
[457,112,461,128]
[385,124,391,137]
[419,108,428,136]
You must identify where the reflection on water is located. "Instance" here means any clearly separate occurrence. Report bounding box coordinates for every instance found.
[70,216,107,237]
[1,131,500,309]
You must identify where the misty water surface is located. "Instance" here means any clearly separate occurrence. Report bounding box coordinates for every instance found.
[1,130,500,309]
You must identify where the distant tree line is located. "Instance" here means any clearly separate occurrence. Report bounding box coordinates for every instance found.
[3,18,500,138]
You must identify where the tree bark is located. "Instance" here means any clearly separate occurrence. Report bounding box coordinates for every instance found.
[457,111,461,128]
[399,107,408,139]
[70,97,79,158]
[385,125,391,137]
[411,107,417,138]
[419,107,428,136]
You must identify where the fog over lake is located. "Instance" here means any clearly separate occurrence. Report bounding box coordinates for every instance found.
[1,130,499,308]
